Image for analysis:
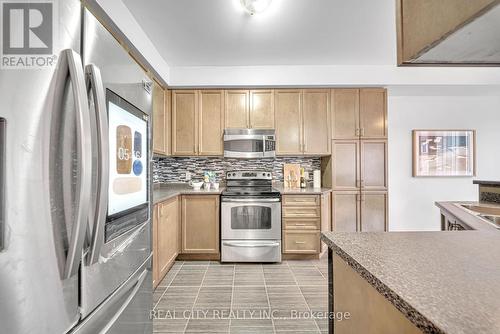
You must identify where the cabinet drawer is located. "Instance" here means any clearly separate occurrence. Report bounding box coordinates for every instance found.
[283,230,320,254]
[283,206,320,218]
[283,195,320,206]
[283,218,320,230]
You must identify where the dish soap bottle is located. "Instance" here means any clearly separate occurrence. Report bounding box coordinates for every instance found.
[300,168,307,189]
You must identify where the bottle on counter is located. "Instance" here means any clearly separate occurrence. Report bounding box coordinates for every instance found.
[300,168,307,189]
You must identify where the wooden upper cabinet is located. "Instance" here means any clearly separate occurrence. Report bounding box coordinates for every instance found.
[250,90,274,129]
[332,141,360,191]
[359,89,387,139]
[172,90,198,155]
[332,89,359,140]
[275,90,302,155]
[360,192,387,232]
[302,89,330,155]
[225,90,249,128]
[360,140,387,191]
[181,195,220,254]
[153,82,167,155]
[164,89,172,155]
[199,90,224,156]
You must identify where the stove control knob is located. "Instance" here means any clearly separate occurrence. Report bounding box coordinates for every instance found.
[267,173,271,177]
[262,173,266,177]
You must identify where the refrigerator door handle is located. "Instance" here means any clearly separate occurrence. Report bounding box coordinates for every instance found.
[60,49,93,280]
[100,268,148,333]
[85,64,109,265]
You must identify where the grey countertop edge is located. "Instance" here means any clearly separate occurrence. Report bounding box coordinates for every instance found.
[153,183,332,204]
[320,232,444,334]
[473,180,500,186]
[153,184,224,204]
[435,201,499,231]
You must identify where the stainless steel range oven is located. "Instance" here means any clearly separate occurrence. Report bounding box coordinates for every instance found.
[221,171,282,262]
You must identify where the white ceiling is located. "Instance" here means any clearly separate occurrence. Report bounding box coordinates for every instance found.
[122,0,397,67]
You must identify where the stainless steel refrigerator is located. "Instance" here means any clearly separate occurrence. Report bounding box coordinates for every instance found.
[0,1,153,333]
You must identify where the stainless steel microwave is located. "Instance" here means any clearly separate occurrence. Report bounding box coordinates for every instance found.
[223,129,276,158]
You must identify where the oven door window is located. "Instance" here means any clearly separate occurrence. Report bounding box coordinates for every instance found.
[231,206,272,230]
[225,139,263,153]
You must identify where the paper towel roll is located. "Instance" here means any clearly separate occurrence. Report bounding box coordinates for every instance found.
[313,170,321,189]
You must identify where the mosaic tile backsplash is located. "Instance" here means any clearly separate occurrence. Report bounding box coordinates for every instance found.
[153,157,322,184]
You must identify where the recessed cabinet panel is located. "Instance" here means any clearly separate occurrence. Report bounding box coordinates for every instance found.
[199,90,224,156]
[181,195,220,254]
[361,140,387,190]
[172,91,197,155]
[302,90,330,155]
[275,90,302,155]
[250,90,274,129]
[332,141,360,191]
[158,197,179,279]
[332,192,359,232]
[360,89,387,139]
[225,90,249,129]
[152,82,166,155]
[360,192,387,232]
[332,89,359,140]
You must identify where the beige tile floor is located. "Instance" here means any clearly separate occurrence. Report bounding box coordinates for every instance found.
[153,256,328,333]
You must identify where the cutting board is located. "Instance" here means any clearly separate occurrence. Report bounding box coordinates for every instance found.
[284,164,300,189]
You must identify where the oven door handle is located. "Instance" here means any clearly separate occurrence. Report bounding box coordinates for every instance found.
[223,241,280,248]
[222,198,281,203]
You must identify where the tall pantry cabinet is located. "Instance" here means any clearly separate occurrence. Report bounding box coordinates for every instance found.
[330,88,388,232]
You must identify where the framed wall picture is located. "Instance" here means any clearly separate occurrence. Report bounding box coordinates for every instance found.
[412,130,476,177]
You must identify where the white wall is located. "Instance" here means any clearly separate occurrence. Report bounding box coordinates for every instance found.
[169,65,500,87]
[388,92,500,231]
[94,0,170,83]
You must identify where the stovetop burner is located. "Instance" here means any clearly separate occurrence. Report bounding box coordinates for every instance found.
[222,170,281,198]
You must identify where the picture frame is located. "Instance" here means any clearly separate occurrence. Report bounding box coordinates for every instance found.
[412,130,476,177]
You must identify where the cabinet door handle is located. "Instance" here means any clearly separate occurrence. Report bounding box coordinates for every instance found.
[355,128,360,136]
[295,241,306,245]
[360,128,365,137]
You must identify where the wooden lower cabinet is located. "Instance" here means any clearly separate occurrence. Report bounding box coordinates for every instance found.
[332,191,387,232]
[333,254,421,333]
[282,194,331,257]
[180,195,220,257]
[283,230,320,254]
[360,192,388,232]
[332,192,359,232]
[153,196,179,288]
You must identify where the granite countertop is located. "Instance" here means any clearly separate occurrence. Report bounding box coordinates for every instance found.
[153,183,332,204]
[153,183,224,204]
[321,231,500,334]
[473,180,500,186]
[436,201,499,231]
[273,183,332,195]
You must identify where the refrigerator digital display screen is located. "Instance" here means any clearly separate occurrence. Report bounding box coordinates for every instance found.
[107,91,148,216]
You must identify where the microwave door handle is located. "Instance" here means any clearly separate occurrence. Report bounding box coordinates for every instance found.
[263,135,266,154]
[59,50,93,279]
[85,64,109,265]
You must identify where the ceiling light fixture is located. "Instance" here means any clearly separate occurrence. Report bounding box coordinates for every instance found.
[240,0,273,15]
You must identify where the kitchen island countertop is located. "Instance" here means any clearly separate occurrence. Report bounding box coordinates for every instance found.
[321,231,500,334]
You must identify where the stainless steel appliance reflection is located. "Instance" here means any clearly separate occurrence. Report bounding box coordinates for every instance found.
[0,1,153,333]
[223,128,276,158]
[221,171,282,262]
